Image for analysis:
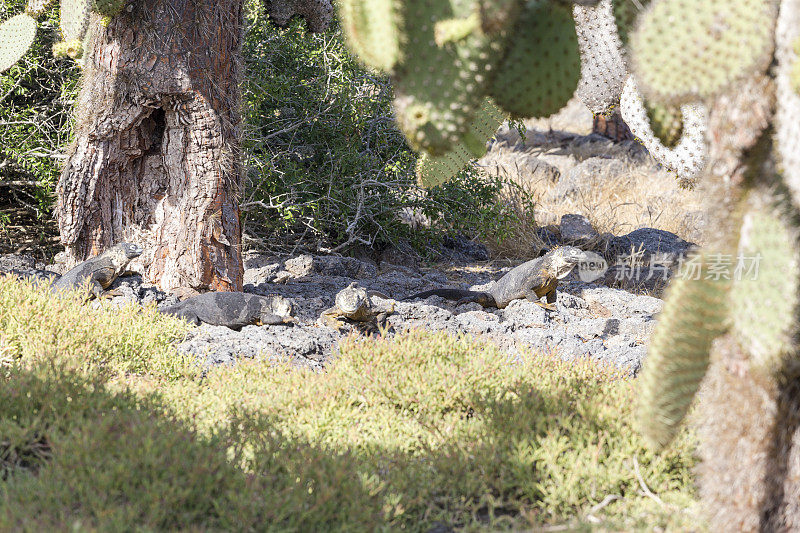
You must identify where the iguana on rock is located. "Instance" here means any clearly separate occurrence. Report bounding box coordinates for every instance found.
[321,282,395,331]
[158,292,295,330]
[403,246,587,311]
[51,242,143,298]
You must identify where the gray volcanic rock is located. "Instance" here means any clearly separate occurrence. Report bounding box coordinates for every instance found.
[560,214,600,245]
[177,323,338,368]
[609,227,695,264]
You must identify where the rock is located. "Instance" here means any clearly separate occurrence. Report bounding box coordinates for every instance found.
[440,235,489,262]
[178,323,338,368]
[560,214,600,245]
[607,228,695,292]
[551,156,627,201]
[535,226,561,247]
[0,254,35,272]
[502,299,550,328]
[0,249,668,375]
[108,274,173,307]
[243,263,282,286]
[283,254,378,279]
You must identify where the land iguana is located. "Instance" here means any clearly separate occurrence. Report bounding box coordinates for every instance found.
[50,242,143,298]
[321,282,395,332]
[158,292,295,330]
[403,246,588,311]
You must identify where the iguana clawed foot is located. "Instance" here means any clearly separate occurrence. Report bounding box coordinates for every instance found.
[535,301,557,312]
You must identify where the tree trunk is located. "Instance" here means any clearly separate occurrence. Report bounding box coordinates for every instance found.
[591,108,634,141]
[56,0,245,292]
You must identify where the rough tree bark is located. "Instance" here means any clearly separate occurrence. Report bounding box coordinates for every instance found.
[592,109,634,142]
[56,0,333,293]
[56,1,245,292]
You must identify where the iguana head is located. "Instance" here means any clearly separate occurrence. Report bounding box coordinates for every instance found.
[102,242,143,268]
[265,295,294,318]
[549,246,588,279]
[113,242,143,260]
[335,282,369,315]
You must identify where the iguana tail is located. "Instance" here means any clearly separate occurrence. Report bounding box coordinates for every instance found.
[402,289,496,308]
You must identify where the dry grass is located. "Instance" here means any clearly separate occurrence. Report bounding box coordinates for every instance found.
[478,99,706,258]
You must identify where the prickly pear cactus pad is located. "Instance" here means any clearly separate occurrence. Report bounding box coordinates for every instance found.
[92,0,125,17]
[416,97,506,188]
[338,0,400,72]
[645,101,683,148]
[489,0,580,118]
[729,192,800,373]
[612,0,650,46]
[776,0,800,207]
[573,0,628,114]
[636,254,730,450]
[631,0,779,105]
[60,0,91,41]
[392,0,502,155]
[620,77,707,184]
[25,0,55,17]
[0,13,37,74]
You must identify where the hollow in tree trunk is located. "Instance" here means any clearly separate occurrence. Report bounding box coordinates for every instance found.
[592,108,634,142]
[57,1,245,292]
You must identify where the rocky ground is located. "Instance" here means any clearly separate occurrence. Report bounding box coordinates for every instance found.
[1,222,693,376]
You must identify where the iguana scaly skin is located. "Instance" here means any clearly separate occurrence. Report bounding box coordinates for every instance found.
[158,292,295,330]
[51,242,142,298]
[403,246,587,310]
[321,282,395,331]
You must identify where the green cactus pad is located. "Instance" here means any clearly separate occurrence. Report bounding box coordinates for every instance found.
[0,14,37,74]
[338,0,400,72]
[52,40,70,58]
[631,0,778,105]
[730,195,800,373]
[775,1,800,207]
[392,0,506,155]
[25,0,56,17]
[612,0,651,46]
[476,0,522,34]
[792,38,800,95]
[60,0,92,41]
[65,38,83,59]
[92,0,125,17]
[434,12,480,46]
[636,254,730,450]
[416,97,506,188]
[645,101,683,148]
[488,0,580,119]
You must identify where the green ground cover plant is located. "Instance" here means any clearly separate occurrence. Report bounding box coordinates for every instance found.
[0,278,701,530]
